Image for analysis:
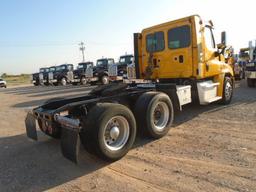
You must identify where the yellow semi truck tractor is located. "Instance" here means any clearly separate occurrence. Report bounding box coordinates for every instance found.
[25,15,234,163]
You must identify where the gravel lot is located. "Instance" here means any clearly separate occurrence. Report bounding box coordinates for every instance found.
[0,81,255,192]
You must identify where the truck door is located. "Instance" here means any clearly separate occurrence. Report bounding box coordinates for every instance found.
[141,22,193,79]
[163,24,193,78]
[203,26,222,77]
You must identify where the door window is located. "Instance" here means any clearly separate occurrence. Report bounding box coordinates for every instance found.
[146,31,165,52]
[168,25,191,49]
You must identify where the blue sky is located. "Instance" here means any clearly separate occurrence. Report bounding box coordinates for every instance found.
[0,0,255,74]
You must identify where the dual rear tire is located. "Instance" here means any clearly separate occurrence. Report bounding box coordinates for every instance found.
[80,92,174,161]
[134,92,174,138]
[81,103,136,161]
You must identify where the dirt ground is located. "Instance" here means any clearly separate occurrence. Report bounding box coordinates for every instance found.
[0,81,255,192]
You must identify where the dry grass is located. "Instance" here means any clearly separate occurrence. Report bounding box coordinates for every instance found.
[3,74,31,86]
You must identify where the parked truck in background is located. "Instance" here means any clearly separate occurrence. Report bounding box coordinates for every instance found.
[72,62,94,85]
[233,48,249,80]
[25,15,234,163]
[32,68,49,86]
[92,58,114,85]
[48,64,74,86]
[39,68,50,85]
[109,54,134,81]
[245,41,256,87]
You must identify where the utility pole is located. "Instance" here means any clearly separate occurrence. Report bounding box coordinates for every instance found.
[79,42,85,62]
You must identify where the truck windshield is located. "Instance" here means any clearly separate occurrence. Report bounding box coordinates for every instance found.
[50,67,56,72]
[39,69,45,73]
[108,59,114,65]
[204,26,216,49]
[78,64,85,69]
[97,60,107,66]
[119,56,133,64]
[56,66,66,71]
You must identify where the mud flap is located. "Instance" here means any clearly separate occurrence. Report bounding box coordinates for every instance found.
[25,112,38,141]
[61,126,80,163]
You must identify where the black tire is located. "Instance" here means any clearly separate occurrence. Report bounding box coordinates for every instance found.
[247,78,255,88]
[101,75,109,85]
[80,103,136,161]
[80,77,87,85]
[134,92,174,139]
[220,76,233,105]
[59,77,67,86]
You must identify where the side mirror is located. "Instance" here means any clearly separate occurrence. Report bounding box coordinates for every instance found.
[221,31,226,46]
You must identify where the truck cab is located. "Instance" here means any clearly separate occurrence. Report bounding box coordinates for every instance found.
[245,42,256,87]
[134,15,234,105]
[32,72,40,86]
[48,64,74,86]
[32,67,49,86]
[73,62,94,85]
[117,55,134,76]
[93,58,114,85]
[109,55,134,81]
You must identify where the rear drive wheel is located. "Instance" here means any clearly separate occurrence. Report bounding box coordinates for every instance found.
[247,78,255,88]
[220,76,233,105]
[81,103,136,161]
[134,92,174,139]
[101,75,109,85]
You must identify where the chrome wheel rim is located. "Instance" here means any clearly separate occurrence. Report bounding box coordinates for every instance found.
[103,116,129,151]
[152,102,169,131]
[225,81,232,100]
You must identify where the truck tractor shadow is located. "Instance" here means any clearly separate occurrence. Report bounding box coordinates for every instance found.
[0,133,110,192]
[133,96,256,149]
